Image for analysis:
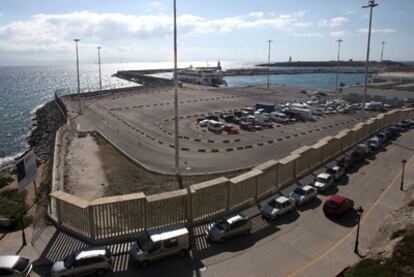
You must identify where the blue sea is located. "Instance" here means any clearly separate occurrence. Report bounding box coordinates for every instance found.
[0,61,367,166]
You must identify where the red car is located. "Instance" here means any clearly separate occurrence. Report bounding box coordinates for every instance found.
[323,195,354,217]
[240,122,255,131]
[224,125,239,134]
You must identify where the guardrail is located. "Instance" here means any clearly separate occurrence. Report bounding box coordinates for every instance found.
[48,108,414,244]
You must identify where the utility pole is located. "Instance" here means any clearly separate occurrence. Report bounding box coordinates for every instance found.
[336,39,343,90]
[362,0,378,117]
[74,38,82,115]
[267,39,273,89]
[97,46,102,91]
[173,0,182,188]
[380,41,386,63]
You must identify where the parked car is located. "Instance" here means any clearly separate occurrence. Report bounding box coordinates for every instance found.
[206,115,219,121]
[223,115,234,123]
[196,117,206,123]
[375,132,387,143]
[254,116,273,128]
[395,122,408,132]
[337,156,353,171]
[351,151,364,164]
[51,247,113,277]
[232,117,242,125]
[208,121,225,134]
[198,119,211,127]
[207,214,252,242]
[289,185,318,206]
[313,173,334,192]
[326,165,345,180]
[384,127,399,139]
[400,120,411,129]
[355,143,371,156]
[223,125,239,134]
[0,255,32,277]
[270,112,290,124]
[323,195,354,217]
[129,224,190,267]
[368,137,381,150]
[240,122,256,131]
[260,196,295,220]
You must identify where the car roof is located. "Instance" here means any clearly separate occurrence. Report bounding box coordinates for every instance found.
[148,224,189,242]
[317,173,331,179]
[302,185,314,191]
[328,195,346,204]
[0,255,20,268]
[75,247,108,260]
[225,214,244,224]
[275,196,290,203]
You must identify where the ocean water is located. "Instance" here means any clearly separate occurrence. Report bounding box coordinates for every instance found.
[0,61,365,166]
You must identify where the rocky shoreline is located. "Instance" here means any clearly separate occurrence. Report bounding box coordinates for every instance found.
[28,100,66,164]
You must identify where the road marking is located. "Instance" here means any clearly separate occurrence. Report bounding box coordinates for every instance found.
[286,153,414,277]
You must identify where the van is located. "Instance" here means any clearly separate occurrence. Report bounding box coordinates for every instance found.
[129,224,190,267]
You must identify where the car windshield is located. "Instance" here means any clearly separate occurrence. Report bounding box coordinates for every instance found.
[325,200,340,209]
[137,232,153,251]
[268,199,282,209]
[215,219,230,231]
[316,177,328,183]
[293,188,305,195]
[64,253,76,268]
[13,257,30,272]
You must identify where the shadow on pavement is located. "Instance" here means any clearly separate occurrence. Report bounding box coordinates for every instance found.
[296,197,322,212]
[319,185,339,196]
[325,209,358,228]
[273,210,300,226]
[336,175,349,186]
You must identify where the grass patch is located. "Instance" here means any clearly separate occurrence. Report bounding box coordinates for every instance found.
[344,230,414,277]
[0,176,13,189]
[0,189,33,230]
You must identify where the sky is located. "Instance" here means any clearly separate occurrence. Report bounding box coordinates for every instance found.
[0,0,413,65]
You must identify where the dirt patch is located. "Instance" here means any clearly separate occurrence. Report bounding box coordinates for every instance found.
[94,134,246,196]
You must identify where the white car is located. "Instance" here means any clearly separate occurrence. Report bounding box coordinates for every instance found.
[207,214,252,242]
[198,119,211,127]
[208,121,225,133]
[289,185,318,206]
[260,196,295,219]
[326,166,345,180]
[0,255,32,276]
[313,173,334,192]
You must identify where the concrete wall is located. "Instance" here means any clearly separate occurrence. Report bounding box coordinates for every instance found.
[48,108,414,244]
[254,160,279,198]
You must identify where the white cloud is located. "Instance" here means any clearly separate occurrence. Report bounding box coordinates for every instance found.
[292,32,323,38]
[330,31,346,38]
[318,16,349,28]
[146,1,166,13]
[345,10,356,15]
[0,10,311,53]
[247,11,264,18]
[357,28,397,34]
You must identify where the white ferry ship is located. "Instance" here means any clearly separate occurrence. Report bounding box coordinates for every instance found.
[176,61,227,87]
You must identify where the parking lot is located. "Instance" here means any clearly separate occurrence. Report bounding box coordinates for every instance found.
[29,121,414,277]
[67,85,371,174]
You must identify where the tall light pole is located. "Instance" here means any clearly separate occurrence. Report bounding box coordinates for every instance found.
[380,41,386,63]
[97,46,102,91]
[362,0,378,116]
[74,38,82,115]
[173,0,182,187]
[336,39,343,90]
[400,159,407,191]
[354,206,364,255]
[267,39,273,89]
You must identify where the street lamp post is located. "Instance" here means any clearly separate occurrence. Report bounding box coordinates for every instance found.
[362,0,379,117]
[173,0,182,187]
[97,46,102,91]
[266,39,273,89]
[74,38,82,115]
[336,39,343,90]
[400,159,407,191]
[354,206,364,254]
[380,41,386,63]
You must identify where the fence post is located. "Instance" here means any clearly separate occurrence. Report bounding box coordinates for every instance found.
[56,197,62,226]
[88,205,95,240]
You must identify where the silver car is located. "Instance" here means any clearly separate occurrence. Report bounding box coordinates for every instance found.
[51,247,113,277]
[207,214,252,242]
[289,185,318,206]
[0,255,32,276]
[261,196,295,219]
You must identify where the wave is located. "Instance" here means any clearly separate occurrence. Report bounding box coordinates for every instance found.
[0,150,26,168]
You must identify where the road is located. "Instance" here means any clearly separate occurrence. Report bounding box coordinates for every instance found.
[65,85,369,175]
[23,128,414,277]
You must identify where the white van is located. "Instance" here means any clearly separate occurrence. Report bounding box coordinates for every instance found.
[129,224,190,267]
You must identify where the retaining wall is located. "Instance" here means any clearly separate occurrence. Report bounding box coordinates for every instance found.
[48,108,414,244]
